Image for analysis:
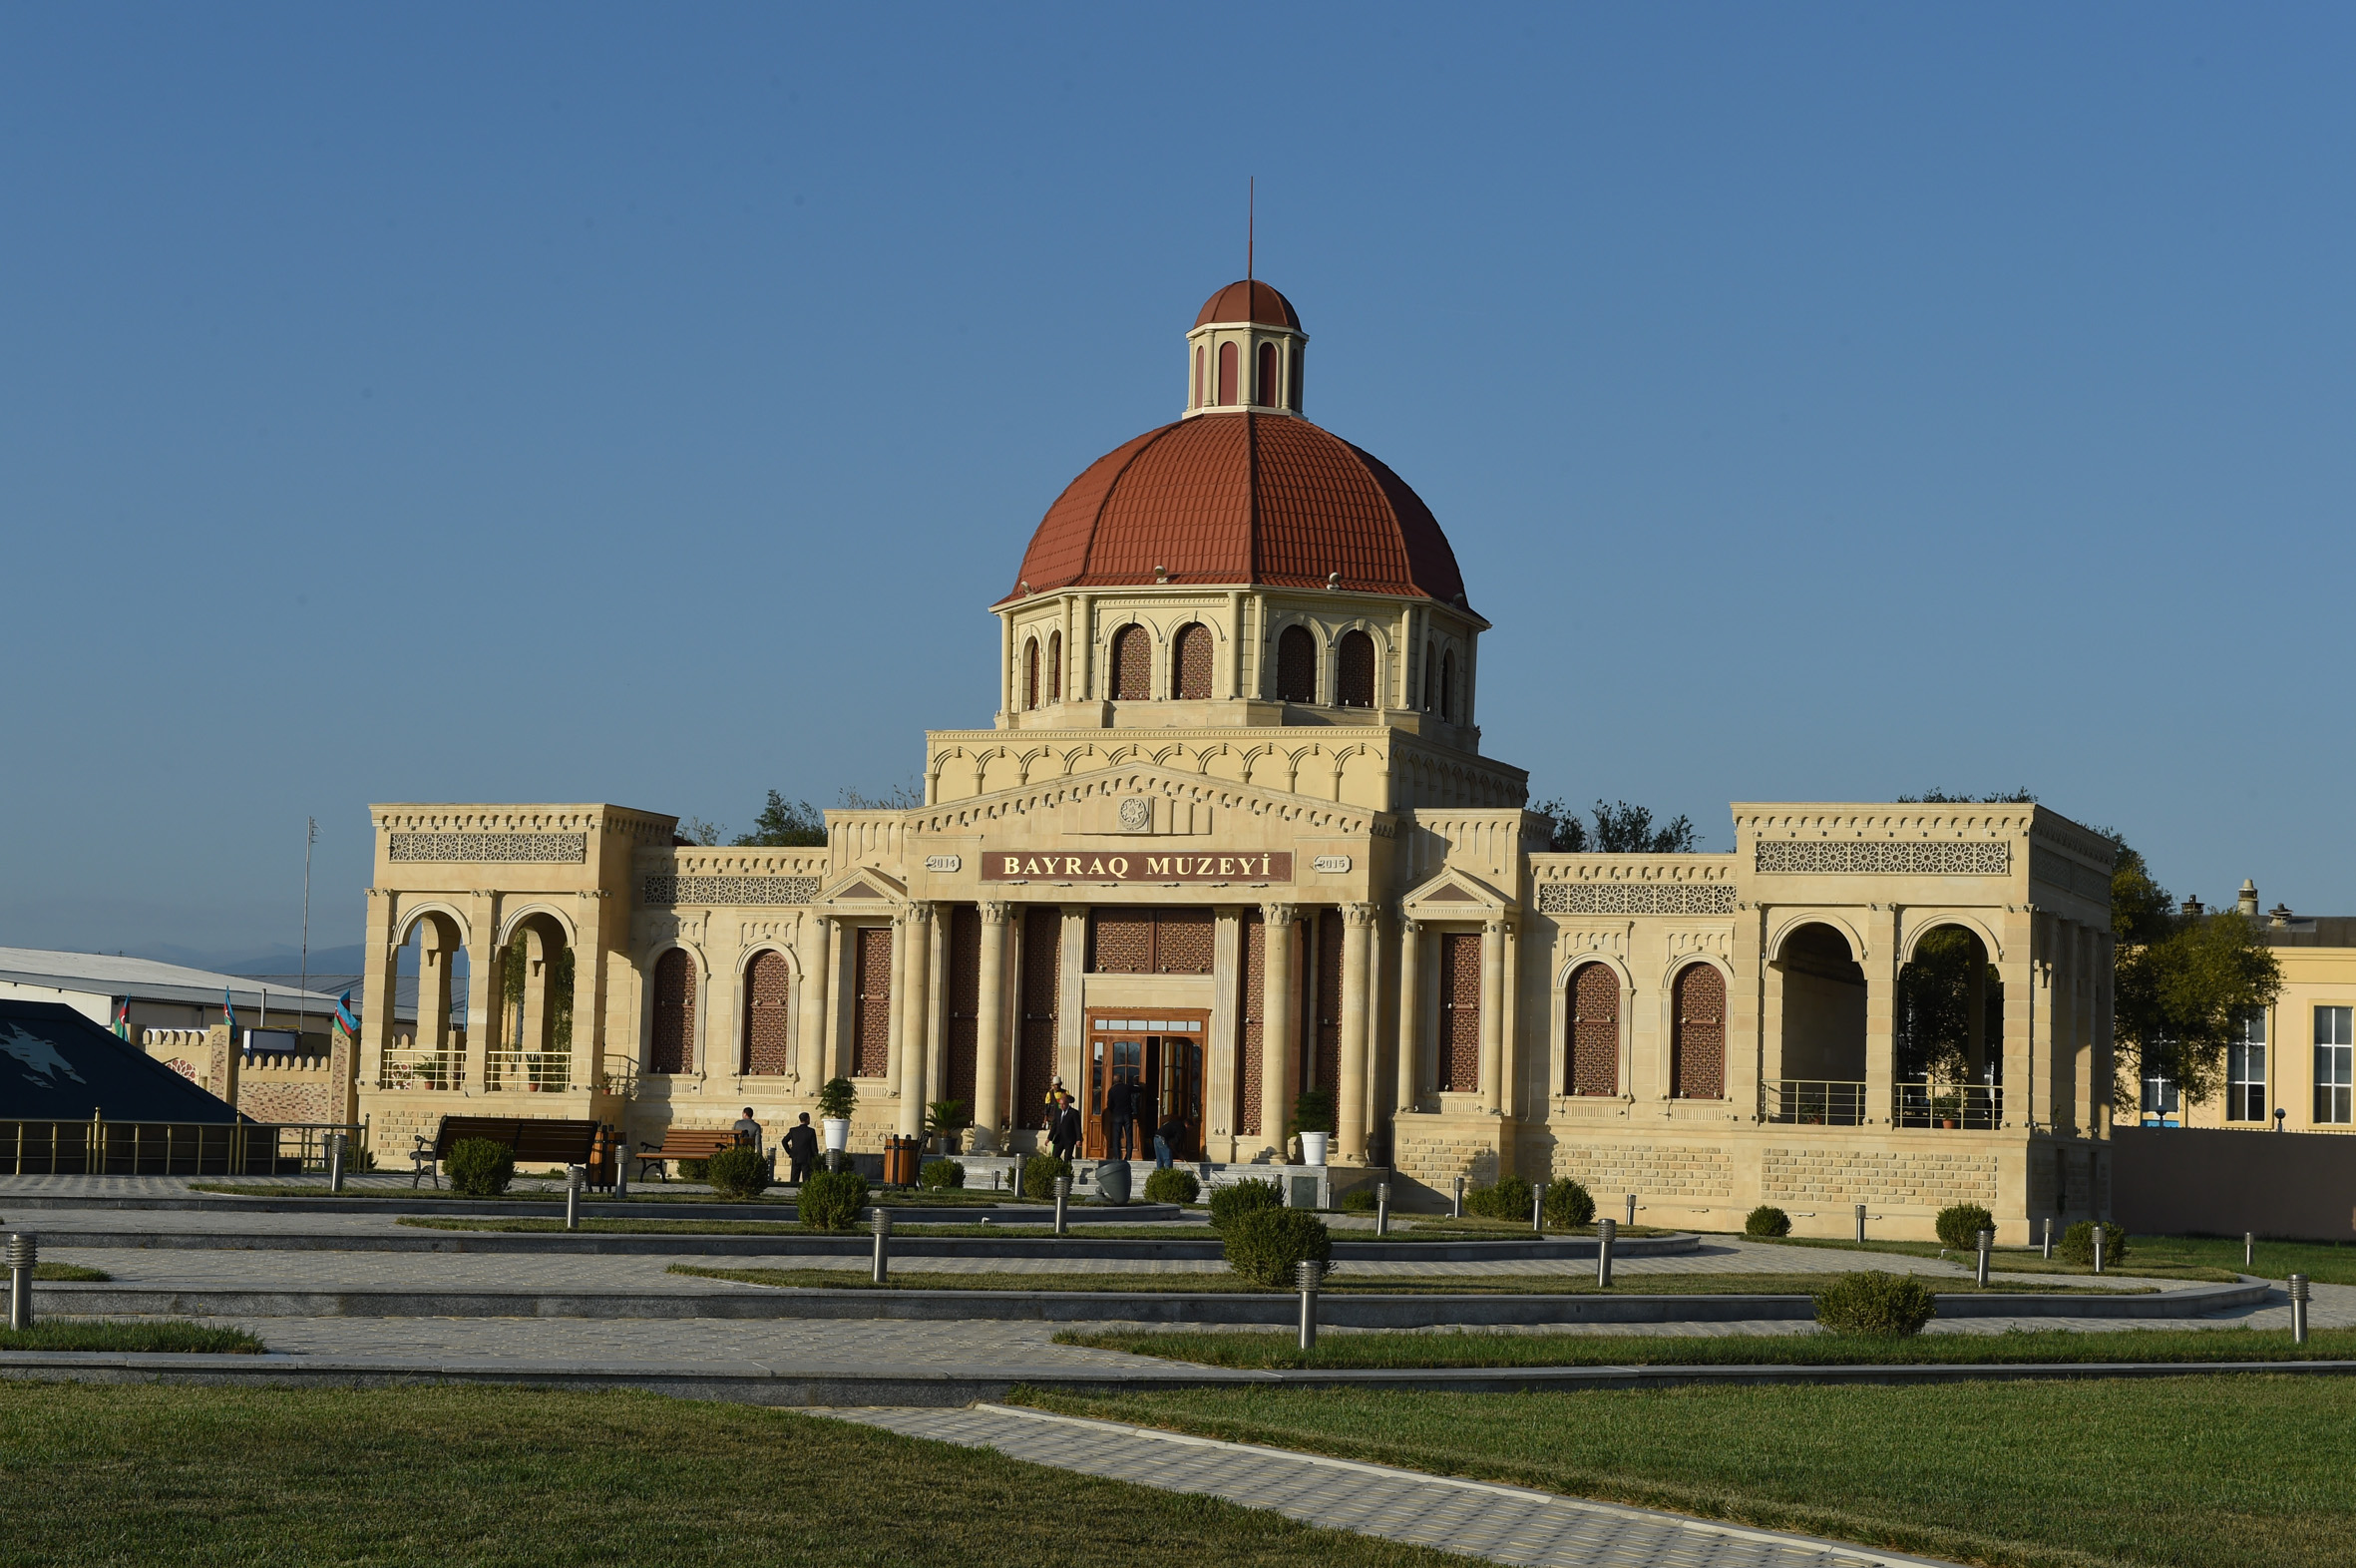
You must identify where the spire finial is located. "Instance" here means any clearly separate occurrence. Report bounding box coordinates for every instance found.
[1248,176,1255,283]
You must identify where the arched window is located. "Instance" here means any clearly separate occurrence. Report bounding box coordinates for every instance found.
[1288,343,1303,410]
[1335,629,1374,708]
[742,950,791,1075]
[1422,639,1436,710]
[1217,341,1238,406]
[1023,636,1039,710]
[1439,649,1456,720]
[1047,630,1062,701]
[1276,625,1317,702]
[1192,345,1204,408]
[1256,341,1279,406]
[1109,623,1152,701]
[1673,963,1727,1099]
[649,949,695,1075]
[1172,622,1213,700]
[1569,962,1619,1096]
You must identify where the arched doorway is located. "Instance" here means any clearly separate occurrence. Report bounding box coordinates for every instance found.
[1171,622,1213,700]
[391,913,468,1091]
[1772,923,1865,1123]
[1671,963,1726,1100]
[1109,623,1152,701]
[1276,625,1317,702]
[1895,925,2001,1128]
[741,950,792,1076]
[1335,629,1374,708]
[497,914,573,1091]
[649,949,696,1075]
[1567,962,1618,1096]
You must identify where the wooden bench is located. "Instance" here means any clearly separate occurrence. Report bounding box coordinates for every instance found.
[415,1116,613,1190]
[634,1128,748,1182]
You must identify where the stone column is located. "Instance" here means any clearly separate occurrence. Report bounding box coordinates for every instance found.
[975,902,1012,1146]
[925,910,949,1106]
[1863,910,1899,1126]
[1058,906,1089,1091]
[2071,923,2097,1136]
[1997,909,2036,1131]
[1478,919,1504,1114]
[360,891,400,1091]
[1499,919,1520,1121]
[574,892,608,1093]
[462,902,499,1095]
[1729,907,1765,1119]
[1260,902,1298,1156]
[897,906,933,1138]
[1337,903,1374,1162]
[799,917,834,1088]
[1394,919,1422,1114]
[2092,932,2117,1137]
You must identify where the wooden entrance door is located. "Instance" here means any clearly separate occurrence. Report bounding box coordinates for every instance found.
[1084,1011,1207,1159]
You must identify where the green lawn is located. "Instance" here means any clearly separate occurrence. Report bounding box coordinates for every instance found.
[187,1182,1029,1206]
[0,1321,262,1354]
[669,1263,2139,1296]
[30,1262,110,1282]
[0,1383,1459,1567]
[1014,1377,2356,1568]
[397,1215,1220,1238]
[1746,1234,2237,1282]
[1056,1323,2356,1369]
[2128,1234,2356,1286]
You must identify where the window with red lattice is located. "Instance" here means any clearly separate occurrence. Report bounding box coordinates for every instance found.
[1172,622,1213,700]
[1439,932,1481,1092]
[1568,962,1618,1096]
[1276,625,1317,702]
[649,949,695,1075]
[1239,911,1265,1134]
[853,926,892,1078]
[1673,964,1727,1099]
[1110,624,1152,700]
[1017,908,1059,1126]
[943,907,981,1115]
[742,950,791,1075]
[1336,629,1374,708]
[1023,638,1039,709]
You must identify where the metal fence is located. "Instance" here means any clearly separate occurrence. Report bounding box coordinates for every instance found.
[1762,1079,1870,1126]
[1892,1081,2003,1130]
[0,1118,366,1176]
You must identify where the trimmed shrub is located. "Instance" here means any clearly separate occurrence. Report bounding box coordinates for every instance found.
[1143,1168,1201,1205]
[919,1158,966,1191]
[1338,1187,1379,1214]
[1223,1208,1333,1289]
[1465,1174,1534,1223]
[2060,1220,2129,1266]
[1934,1203,1996,1250]
[1744,1204,1792,1238]
[1813,1271,1937,1337]
[676,1158,710,1182]
[1543,1179,1596,1230]
[705,1145,772,1200]
[1208,1176,1285,1231]
[445,1138,515,1197]
[814,1076,858,1122]
[1021,1154,1073,1202]
[798,1169,869,1232]
[1290,1088,1336,1135]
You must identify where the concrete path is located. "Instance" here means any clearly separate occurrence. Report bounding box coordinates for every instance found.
[820,1401,1958,1567]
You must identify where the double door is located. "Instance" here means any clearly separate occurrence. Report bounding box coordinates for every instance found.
[1084,1011,1205,1160]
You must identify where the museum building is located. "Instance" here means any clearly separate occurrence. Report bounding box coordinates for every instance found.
[357,279,2120,1240]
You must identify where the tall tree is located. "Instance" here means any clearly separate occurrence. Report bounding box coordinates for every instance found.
[733,792,828,847]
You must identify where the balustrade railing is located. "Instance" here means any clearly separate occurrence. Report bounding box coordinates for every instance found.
[1894,1081,2002,1130]
[1763,1079,1869,1126]
[483,1048,571,1093]
[379,1029,466,1091]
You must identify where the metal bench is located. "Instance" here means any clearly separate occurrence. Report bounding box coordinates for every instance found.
[415,1115,613,1190]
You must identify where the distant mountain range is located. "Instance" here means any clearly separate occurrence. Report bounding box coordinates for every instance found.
[127,942,368,978]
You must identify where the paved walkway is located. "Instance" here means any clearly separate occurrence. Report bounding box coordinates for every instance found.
[819,1401,1956,1567]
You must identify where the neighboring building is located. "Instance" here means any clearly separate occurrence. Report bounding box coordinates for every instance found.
[0,948,342,1039]
[1,999,242,1121]
[354,278,2118,1241]
[2139,881,2356,1134]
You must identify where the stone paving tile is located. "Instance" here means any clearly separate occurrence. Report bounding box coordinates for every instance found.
[819,1402,1952,1567]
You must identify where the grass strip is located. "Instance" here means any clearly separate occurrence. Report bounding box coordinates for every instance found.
[0,1383,1459,1567]
[1747,1234,2236,1282]
[397,1216,1220,1239]
[31,1262,111,1282]
[1055,1323,2356,1369]
[1010,1376,2355,1568]
[668,1263,2141,1296]
[0,1320,264,1354]
[187,1182,1025,1206]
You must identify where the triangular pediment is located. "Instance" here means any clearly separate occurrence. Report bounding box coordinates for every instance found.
[822,868,906,906]
[1401,866,1514,915]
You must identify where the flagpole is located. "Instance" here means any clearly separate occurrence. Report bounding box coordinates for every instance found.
[300,817,316,1043]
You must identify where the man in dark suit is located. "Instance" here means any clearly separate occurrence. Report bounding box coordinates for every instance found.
[1103,1076,1136,1161]
[1049,1094,1081,1160]
[781,1113,819,1184]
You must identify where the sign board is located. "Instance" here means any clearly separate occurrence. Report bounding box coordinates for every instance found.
[982,850,1293,884]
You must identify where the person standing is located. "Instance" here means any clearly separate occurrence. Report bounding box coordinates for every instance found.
[732,1107,764,1151]
[1103,1075,1135,1162]
[782,1113,819,1184]
[1052,1093,1081,1160]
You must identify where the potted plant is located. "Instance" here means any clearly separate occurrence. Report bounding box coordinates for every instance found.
[924,1098,970,1155]
[1292,1089,1336,1167]
[1930,1091,1962,1129]
[816,1076,857,1157]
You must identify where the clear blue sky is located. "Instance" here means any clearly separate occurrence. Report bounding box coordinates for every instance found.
[5,4,2351,965]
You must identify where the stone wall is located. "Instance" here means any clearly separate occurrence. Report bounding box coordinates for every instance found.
[1548,1140,1735,1204]
[1760,1144,2000,1208]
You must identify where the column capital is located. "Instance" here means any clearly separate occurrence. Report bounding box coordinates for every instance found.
[1344,902,1378,928]
[980,901,1015,925]
[1260,901,1299,926]
[1400,917,1421,937]
[901,902,934,928]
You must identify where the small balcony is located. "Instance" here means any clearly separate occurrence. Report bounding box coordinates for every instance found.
[1894,1080,2002,1130]
[1763,1080,1868,1126]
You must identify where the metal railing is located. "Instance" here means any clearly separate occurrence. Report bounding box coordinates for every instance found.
[379,1029,466,1091]
[1763,1080,1869,1126]
[1,1118,365,1176]
[482,1048,571,1093]
[1893,1081,2003,1130]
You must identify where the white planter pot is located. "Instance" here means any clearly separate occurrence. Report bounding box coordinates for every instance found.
[1301,1132,1330,1167]
[821,1117,850,1153]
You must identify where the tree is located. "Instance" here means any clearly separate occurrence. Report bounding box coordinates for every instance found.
[1529,798,1697,854]
[733,792,827,847]
[1895,926,1991,1082]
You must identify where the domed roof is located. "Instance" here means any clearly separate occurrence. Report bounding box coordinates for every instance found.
[1006,412,1468,606]
[1195,279,1301,329]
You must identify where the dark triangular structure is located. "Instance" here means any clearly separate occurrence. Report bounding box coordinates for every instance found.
[0,1000,243,1121]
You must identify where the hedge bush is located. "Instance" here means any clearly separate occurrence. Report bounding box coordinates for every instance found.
[1465,1174,1533,1223]
[1143,1168,1200,1205]
[1338,1187,1379,1214]
[676,1158,710,1182]
[2061,1220,2129,1266]
[705,1145,772,1200]
[1934,1203,1996,1250]
[1021,1154,1072,1202]
[1208,1176,1284,1231]
[445,1138,515,1197]
[1813,1271,1937,1337]
[1543,1179,1596,1229]
[919,1159,966,1191]
[1744,1204,1792,1238]
[798,1169,869,1232]
[1222,1208,1333,1289]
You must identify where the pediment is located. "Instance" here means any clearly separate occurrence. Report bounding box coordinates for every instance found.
[1401,866,1514,916]
[822,868,906,906]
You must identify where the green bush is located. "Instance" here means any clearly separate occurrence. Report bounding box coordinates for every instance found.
[1208,1176,1284,1231]
[445,1138,514,1197]
[1290,1088,1336,1135]
[705,1145,771,1200]
[1222,1208,1333,1289]
[1935,1203,1997,1250]
[2061,1221,2130,1266]
[1543,1179,1596,1229]
[1143,1168,1200,1205]
[1814,1271,1937,1337]
[1338,1187,1379,1214]
[919,1159,966,1191]
[797,1169,869,1232]
[675,1158,710,1182]
[1744,1204,1792,1238]
[1465,1174,1534,1223]
[1021,1154,1073,1202]
[815,1076,858,1122]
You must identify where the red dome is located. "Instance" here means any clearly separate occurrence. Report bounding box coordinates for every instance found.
[1006,413,1469,607]
[1194,279,1301,329]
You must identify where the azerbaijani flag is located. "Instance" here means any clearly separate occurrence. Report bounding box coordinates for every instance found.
[334,991,360,1041]
[112,996,131,1039]
[222,987,239,1030]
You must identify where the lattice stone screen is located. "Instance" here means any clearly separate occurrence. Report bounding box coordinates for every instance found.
[1537,882,1737,916]
[642,877,818,907]
[389,833,587,863]
[1754,840,2011,876]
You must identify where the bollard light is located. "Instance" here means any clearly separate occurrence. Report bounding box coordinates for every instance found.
[1297,1259,1324,1352]
[614,1150,629,1200]
[1531,1180,1545,1234]
[6,1234,36,1332]
[2245,1231,2255,1271]
[1625,1193,1637,1227]
[1976,1227,1994,1288]
[872,1207,893,1285]
[328,1132,346,1194]
[2092,1225,2106,1275]
[2288,1274,2310,1345]
[1596,1217,1616,1289]
[566,1165,585,1232]
[1854,1203,1867,1245]
[1451,1174,1464,1220]
[2041,1217,2053,1261]
[1053,1176,1070,1237]
[1374,1182,1389,1238]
